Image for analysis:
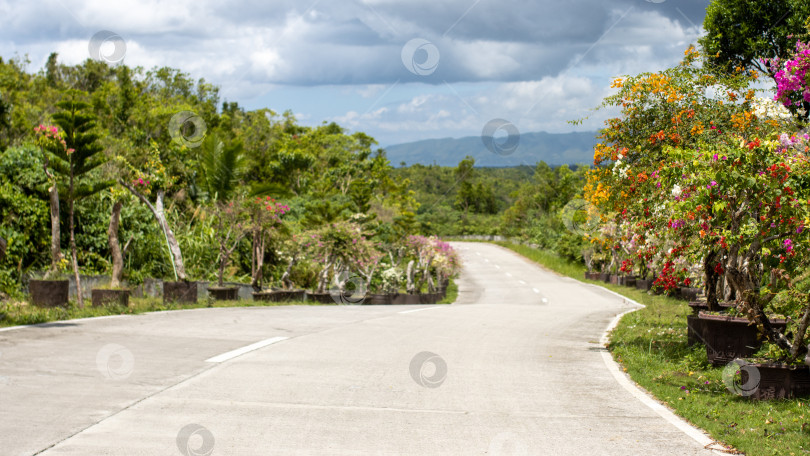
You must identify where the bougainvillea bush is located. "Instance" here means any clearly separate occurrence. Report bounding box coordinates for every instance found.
[585,43,810,364]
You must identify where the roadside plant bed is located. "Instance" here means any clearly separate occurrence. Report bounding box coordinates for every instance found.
[698,313,787,366]
[163,281,198,304]
[686,302,734,346]
[253,290,306,302]
[635,278,653,291]
[29,280,69,307]
[495,242,810,455]
[208,287,239,301]
[740,362,810,401]
[91,289,130,307]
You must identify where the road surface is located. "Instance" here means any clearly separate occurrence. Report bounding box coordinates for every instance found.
[0,242,719,455]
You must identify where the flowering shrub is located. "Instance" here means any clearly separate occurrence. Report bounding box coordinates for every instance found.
[773,40,810,111]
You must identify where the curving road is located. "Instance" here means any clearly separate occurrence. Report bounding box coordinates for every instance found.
[0,242,719,455]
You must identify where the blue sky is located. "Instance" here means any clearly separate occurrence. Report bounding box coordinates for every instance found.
[0,0,709,146]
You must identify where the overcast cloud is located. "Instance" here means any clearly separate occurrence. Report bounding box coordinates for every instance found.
[0,0,710,145]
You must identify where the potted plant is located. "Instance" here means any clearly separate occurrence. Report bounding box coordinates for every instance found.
[91,190,132,307]
[195,134,250,301]
[118,143,195,303]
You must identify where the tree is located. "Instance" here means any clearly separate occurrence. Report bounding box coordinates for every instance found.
[197,133,248,287]
[699,0,810,79]
[45,90,112,306]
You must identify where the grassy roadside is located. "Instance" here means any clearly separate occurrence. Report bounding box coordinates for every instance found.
[492,241,810,456]
[0,279,458,328]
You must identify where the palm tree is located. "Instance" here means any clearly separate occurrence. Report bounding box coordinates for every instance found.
[46,90,113,306]
[198,133,248,287]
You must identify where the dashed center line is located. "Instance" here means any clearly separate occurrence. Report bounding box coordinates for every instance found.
[206,337,288,363]
[505,272,513,277]
[519,280,526,285]
[494,265,500,269]
[532,288,540,294]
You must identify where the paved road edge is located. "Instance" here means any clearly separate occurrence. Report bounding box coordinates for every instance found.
[592,284,731,455]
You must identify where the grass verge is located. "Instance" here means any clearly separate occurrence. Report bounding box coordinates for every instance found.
[493,241,810,456]
[0,279,458,328]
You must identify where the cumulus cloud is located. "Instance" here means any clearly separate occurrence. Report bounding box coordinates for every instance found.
[0,0,709,145]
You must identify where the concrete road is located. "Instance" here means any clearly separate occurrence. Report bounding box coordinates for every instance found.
[0,242,719,455]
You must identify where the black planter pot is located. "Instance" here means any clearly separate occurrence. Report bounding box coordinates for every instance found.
[29,280,69,307]
[208,287,239,301]
[253,289,306,302]
[624,277,637,287]
[367,293,394,305]
[698,313,788,366]
[679,287,700,302]
[163,281,198,304]
[687,301,734,316]
[306,292,338,304]
[419,293,442,304]
[91,289,130,307]
[598,273,610,283]
[741,363,810,400]
[392,293,421,305]
[635,279,653,291]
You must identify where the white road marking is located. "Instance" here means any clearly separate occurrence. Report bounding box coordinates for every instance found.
[532,288,540,294]
[494,265,500,269]
[476,252,481,256]
[519,280,526,285]
[505,272,513,277]
[206,337,288,363]
[399,306,442,314]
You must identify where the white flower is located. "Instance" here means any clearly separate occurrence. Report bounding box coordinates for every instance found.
[671,185,682,197]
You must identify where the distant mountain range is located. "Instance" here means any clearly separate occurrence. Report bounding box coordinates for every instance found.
[382,131,598,167]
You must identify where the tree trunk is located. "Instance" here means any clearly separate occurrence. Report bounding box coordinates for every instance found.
[68,174,83,307]
[704,251,719,310]
[120,181,187,281]
[281,256,296,290]
[406,260,415,294]
[0,236,5,261]
[44,173,62,276]
[218,247,228,287]
[108,200,124,288]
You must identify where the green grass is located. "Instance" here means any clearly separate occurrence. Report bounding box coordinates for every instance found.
[493,241,810,456]
[0,278,459,328]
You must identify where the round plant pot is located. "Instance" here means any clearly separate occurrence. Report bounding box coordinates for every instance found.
[29,280,69,307]
[367,293,393,305]
[741,363,810,400]
[91,289,130,307]
[698,313,788,366]
[208,287,239,301]
[624,277,637,288]
[392,293,421,305]
[163,281,198,304]
[609,274,620,285]
[598,273,610,283]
